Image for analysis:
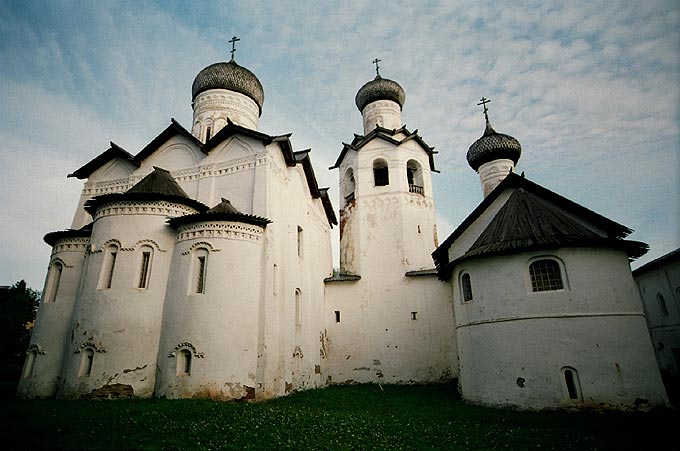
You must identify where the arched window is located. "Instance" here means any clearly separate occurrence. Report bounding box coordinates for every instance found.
[23,350,37,378]
[529,259,564,292]
[373,158,389,186]
[177,349,192,376]
[99,244,119,289]
[295,289,302,327]
[192,248,209,294]
[461,273,473,302]
[344,168,355,203]
[137,246,153,289]
[406,160,424,195]
[44,261,63,303]
[657,293,669,317]
[79,348,94,377]
[561,366,582,401]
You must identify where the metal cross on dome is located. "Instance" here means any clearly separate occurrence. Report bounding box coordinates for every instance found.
[477,97,491,123]
[228,36,240,61]
[372,58,381,76]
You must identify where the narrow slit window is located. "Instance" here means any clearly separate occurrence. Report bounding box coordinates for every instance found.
[205,126,212,141]
[177,349,192,376]
[295,289,302,326]
[79,348,94,377]
[196,256,206,293]
[335,310,341,323]
[99,245,119,289]
[23,350,37,378]
[138,250,152,289]
[45,262,63,303]
[657,293,669,317]
[411,311,418,320]
[461,273,473,302]
[529,259,564,292]
[297,226,303,257]
[562,367,582,401]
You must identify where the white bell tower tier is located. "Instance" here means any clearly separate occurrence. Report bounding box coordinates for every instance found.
[355,60,406,135]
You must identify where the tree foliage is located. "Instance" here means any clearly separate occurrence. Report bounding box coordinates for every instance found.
[0,280,40,364]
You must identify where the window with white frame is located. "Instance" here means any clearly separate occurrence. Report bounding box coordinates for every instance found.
[177,349,192,376]
[192,248,209,294]
[45,261,63,303]
[79,348,94,377]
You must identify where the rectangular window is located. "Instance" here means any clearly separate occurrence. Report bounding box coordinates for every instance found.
[138,252,151,289]
[196,256,206,294]
[273,264,278,296]
[335,310,341,323]
[411,311,418,320]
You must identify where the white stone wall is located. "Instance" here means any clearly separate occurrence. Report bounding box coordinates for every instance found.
[57,200,191,399]
[362,100,402,134]
[453,248,667,408]
[17,238,88,398]
[192,88,260,138]
[478,159,514,198]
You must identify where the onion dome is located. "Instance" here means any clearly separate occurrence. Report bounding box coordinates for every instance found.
[467,120,522,171]
[355,75,406,112]
[192,60,265,114]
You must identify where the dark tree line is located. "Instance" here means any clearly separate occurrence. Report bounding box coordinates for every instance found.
[0,280,40,365]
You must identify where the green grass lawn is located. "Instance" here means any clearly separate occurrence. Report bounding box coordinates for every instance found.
[1,384,676,450]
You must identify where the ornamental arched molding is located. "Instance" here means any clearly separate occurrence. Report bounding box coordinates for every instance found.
[26,343,47,356]
[167,342,205,358]
[151,143,200,168]
[181,241,221,255]
[74,341,107,354]
[90,239,122,254]
[131,239,167,253]
[48,257,74,269]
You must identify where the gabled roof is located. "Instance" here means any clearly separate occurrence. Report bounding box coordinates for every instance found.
[204,119,296,166]
[432,172,648,280]
[68,142,138,179]
[134,118,205,163]
[330,125,437,172]
[84,167,207,216]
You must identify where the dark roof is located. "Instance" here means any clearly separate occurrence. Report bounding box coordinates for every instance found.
[44,223,93,246]
[319,188,338,227]
[134,119,205,163]
[405,269,439,277]
[192,60,264,113]
[355,75,406,112]
[433,173,648,280]
[127,167,189,197]
[633,248,680,276]
[68,142,138,179]
[204,119,295,165]
[324,273,361,283]
[84,167,207,216]
[331,125,437,172]
[466,121,522,171]
[168,197,271,228]
[69,120,202,179]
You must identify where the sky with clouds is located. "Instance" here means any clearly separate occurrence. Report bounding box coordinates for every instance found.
[1,0,678,289]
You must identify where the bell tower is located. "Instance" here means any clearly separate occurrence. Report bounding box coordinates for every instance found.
[331,62,439,278]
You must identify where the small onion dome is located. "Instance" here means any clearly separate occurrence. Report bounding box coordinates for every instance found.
[355,75,406,112]
[466,121,522,171]
[192,60,265,114]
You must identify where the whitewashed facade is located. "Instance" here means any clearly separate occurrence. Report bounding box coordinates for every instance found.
[18,55,668,409]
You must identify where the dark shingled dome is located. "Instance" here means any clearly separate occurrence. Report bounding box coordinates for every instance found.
[466,122,522,171]
[355,75,406,112]
[192,60,264,114]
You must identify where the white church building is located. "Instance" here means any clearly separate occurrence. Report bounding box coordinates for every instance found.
[18,49,668,409]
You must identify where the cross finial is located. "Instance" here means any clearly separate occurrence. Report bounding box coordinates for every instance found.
[477,97,491,125]
[372,58,381,76]
[228,36,240,61]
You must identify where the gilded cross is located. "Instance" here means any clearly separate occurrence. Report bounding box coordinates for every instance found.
[229,36,240,61]
[372,58,381,76]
